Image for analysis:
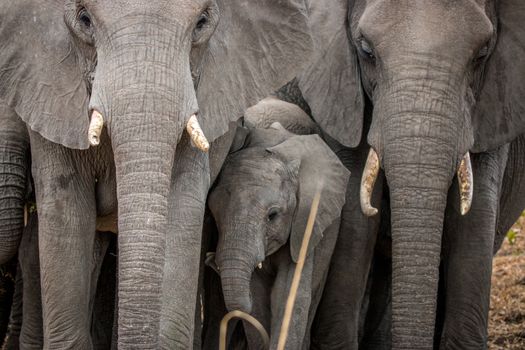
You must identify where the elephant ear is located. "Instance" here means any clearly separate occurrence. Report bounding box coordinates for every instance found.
[0,1,90,149]
[298,0,364,148]
[267,135,350,262]
[196,0,313,144]
[472,0,525,152]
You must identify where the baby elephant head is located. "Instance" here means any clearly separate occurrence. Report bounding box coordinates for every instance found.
[208,131,349,314]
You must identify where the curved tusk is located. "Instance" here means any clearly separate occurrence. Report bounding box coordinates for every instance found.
[186,114,210,152]
[457,152,473,216]
[88,110,104,146]
[360,148,380,217]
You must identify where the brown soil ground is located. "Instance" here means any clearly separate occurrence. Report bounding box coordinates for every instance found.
[488,213,525,349]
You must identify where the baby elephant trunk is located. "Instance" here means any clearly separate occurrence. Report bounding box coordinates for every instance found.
[220,263,253,314]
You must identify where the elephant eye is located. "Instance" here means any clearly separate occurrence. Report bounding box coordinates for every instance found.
[196,13,208,30]
[267,207,279,222]
[192,3,219,46]
[78,7,92,29]
[358,38,375,60]
[475,43,490,62]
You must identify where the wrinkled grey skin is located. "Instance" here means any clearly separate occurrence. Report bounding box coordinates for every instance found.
[292,0,525,349]
[206,122,350,349]
[1,213,113,350]
[0,0,312,348]
[0,101,29,349]
[0,102,29,266]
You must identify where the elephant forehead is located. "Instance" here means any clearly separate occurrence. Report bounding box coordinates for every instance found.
[83,0,206,28]
[360,0,493,56]
[220,149,289,182]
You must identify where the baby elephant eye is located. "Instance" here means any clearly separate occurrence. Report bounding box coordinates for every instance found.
[267,207,279,222]
[475,43,490,62]
[358,38,375,60]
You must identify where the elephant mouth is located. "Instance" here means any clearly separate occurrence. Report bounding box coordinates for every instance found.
[88,110,210,152]
[360,147,474,216]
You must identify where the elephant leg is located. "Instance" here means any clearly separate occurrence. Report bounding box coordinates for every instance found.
[270,249,313,350]
[359,251,392,350]
[494,134,525,253]
[160,135,210,349]
[18,213,42,350]
[302,221,340,350]
[110,248,118,350]
[440,145,509,350]
[30,132,97,349]
[311,141,383,350]
[91,233,113,350]
[2,260,19,350]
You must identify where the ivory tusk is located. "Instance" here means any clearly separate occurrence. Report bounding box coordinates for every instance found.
[457,152,473,216]
[88,110,104,146]
[360,148,380,216]
[186,114,210,152]
[257,262,263,270]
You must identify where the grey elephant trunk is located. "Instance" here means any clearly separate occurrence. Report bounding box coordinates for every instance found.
[374,80,464,349]
[215,226,262,315]
[220,264,254,314]
[0,105,29,265]
[96,32,192,345]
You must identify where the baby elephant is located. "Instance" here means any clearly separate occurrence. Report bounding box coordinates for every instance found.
[207,123,350,349]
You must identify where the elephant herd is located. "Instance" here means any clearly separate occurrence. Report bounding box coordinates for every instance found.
[0,0,525,349]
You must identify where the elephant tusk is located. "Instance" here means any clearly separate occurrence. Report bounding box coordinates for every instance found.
[88,110,104,146]
[360,148,380,216]
[257,262,263,270]
[457,152,473,216]
[186,114,209,152]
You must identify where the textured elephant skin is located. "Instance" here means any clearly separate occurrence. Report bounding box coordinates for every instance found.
[0,0,313,348]
[286,0,525,346]
[204,118,349,349]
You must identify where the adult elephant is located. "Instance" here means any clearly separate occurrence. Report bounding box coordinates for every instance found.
[296,0,525,349]
[0,0,312,348]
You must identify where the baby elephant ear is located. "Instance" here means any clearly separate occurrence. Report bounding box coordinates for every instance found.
[267,135,350,262]
[472,0,525,152]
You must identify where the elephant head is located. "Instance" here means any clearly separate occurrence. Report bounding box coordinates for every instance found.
[299,0,525,347]
[208,127,349,314]
[0,0,312,346]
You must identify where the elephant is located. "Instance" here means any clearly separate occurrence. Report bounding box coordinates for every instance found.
[0,214,116,350]
[205,119,350,349]
[0,0,313,348]
[277,0,525,348]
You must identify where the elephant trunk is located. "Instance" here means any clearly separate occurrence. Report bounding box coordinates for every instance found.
[375,75,464,349]
[220,264,254,314]
[93,23,196,348]
[215,222,264,315]
[113,134,173,348]
[0,104,29,265]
